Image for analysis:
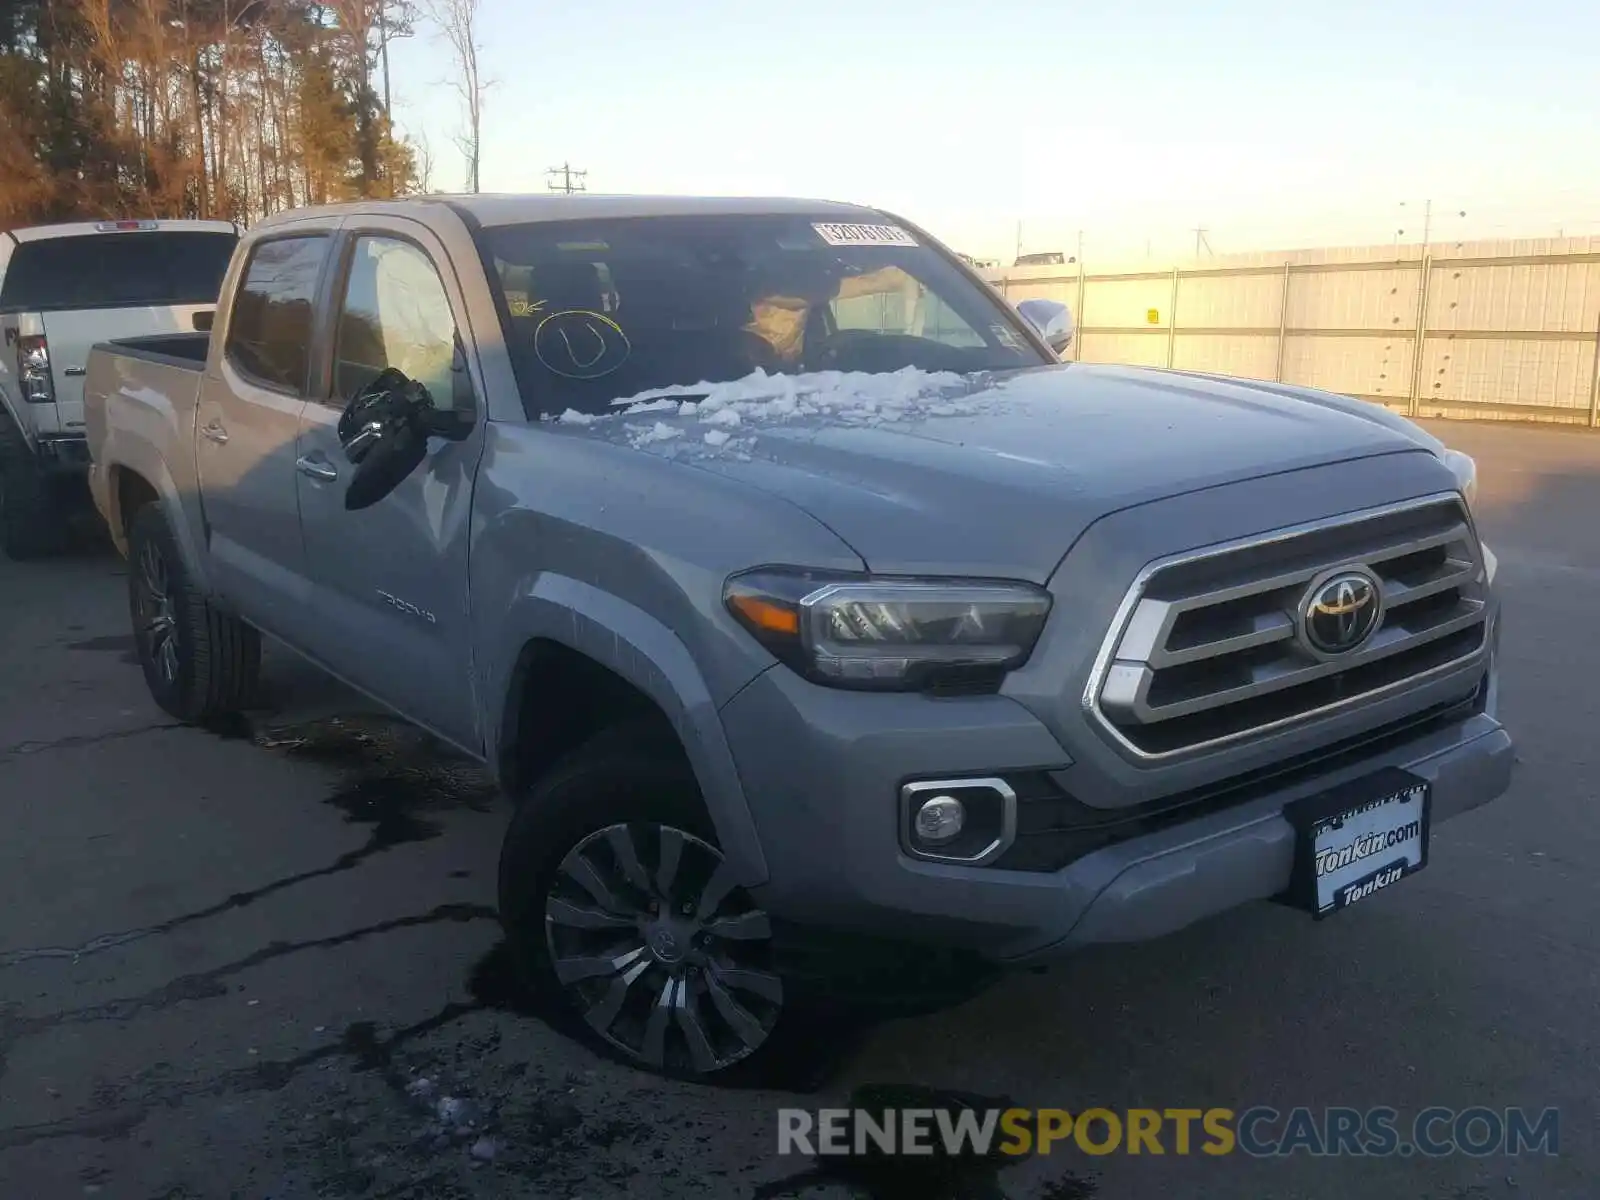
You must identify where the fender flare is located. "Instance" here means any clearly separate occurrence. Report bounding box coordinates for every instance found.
[104,445,213,595]
[485,573,769,887]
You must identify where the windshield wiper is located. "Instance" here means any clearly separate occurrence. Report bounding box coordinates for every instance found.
[611,392,710,408]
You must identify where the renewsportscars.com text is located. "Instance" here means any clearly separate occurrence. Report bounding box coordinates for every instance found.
[777,1106,1559,1159]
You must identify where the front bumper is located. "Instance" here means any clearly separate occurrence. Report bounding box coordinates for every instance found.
[720,658,1512,965]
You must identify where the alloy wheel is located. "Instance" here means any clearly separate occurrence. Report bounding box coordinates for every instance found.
[133,538,179,684]
[544,821,784,1075]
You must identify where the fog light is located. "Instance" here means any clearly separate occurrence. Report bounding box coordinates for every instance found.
[913,795,966,843]
[900,777,1017,866]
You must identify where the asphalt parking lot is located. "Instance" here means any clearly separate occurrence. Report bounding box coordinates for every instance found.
[2,420,1597,1200]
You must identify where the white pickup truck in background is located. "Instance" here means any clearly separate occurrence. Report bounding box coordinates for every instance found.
[0,218,238,558]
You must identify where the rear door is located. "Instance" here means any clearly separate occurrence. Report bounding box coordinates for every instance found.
[0,227,237,431]
[292,219,486,751]
[196,230,337,635]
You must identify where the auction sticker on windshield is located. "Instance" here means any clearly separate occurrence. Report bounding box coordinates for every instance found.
[1282,767,1431,919]
[813,222,918,248]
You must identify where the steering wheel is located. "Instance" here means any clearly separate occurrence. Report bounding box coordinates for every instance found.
[807,329,967,374]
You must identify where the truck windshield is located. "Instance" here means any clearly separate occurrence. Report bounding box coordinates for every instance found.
[0,231,237,312]
[476,214,1047,418]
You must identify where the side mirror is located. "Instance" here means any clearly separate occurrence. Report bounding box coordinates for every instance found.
[1016,298,1075,356]
[337,368,434,511]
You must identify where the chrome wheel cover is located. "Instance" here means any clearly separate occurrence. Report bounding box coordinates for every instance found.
[544,822,783,1074]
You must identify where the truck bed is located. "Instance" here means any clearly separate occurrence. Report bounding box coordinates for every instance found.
[98,332,211,369]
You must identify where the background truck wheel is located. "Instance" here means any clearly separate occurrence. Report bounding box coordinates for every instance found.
[0,413,63,560]
[498,725,801,1084]
[126,502,261,722]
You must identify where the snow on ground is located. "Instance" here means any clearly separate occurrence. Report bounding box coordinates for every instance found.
[550,366,996,458]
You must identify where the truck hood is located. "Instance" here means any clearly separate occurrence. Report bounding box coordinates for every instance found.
[564,363,1444,581]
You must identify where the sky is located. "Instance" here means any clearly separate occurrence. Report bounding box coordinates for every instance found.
[384,0,1600,263]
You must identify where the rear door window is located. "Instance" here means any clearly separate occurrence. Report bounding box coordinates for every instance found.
[0,232,238,311]
[224,236,330,393]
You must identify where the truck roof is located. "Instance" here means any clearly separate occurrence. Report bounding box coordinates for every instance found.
[252,193,888,232]
[3,219,239,243]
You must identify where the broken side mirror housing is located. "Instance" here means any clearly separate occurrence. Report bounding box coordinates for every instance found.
[337,368,433,511]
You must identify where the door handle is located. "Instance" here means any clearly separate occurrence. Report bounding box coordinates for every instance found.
[296,454,339,482]
[64,366,87,377]
[201,420,229,445]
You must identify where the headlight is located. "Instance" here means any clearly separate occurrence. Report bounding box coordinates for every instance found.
[723,569,1052,692]
[1441,448,1477,510]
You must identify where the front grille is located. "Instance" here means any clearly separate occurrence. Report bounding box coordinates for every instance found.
[1088,494,1488,759]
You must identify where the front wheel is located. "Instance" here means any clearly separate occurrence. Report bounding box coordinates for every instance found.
[126,502,261,722]
[498,728,794,1082]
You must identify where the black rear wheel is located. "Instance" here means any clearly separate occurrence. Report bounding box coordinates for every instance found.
[126,502,261,722]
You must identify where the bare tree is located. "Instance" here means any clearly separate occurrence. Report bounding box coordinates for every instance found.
[413,126,435,194]
[421,0,484,192]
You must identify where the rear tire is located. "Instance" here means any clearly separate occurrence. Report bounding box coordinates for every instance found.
[0,413,63,560]
[126,502,261,722]
[498,723,804,1084]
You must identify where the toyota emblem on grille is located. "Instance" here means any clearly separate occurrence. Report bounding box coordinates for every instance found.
[1299,568,1383,657]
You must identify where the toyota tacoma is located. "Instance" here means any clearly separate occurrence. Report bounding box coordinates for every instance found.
[83,195,1512,1081]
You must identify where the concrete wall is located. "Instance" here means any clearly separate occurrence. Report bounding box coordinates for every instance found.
[979,237,1600,426]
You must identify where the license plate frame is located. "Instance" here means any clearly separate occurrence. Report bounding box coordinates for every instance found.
[1282,766,1432,920]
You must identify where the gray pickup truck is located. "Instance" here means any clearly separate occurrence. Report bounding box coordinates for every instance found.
[84,195,1512,1082]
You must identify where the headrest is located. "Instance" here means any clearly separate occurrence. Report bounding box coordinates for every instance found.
[536,259,604,310]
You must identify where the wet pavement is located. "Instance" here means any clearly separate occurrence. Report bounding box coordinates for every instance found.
[2,420,1598,1199]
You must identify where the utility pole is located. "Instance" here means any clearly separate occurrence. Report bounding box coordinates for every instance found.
[1397,199,1465,258]
[1015,220,1023,262]
[1192,227,1211,256]
[545,163,588,194]
[1075,229,1084,264]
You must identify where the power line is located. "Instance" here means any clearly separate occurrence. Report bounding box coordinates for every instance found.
[546,163,588,194]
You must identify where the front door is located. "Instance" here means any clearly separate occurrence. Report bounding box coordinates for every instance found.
[196,231,335,634]
[292,221,485,752]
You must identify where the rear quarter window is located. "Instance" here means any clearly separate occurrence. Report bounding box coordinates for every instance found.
[224,236,330,392]
[0,231,238,311]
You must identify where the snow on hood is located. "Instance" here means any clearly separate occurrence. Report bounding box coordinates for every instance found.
[546,366,997,459]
